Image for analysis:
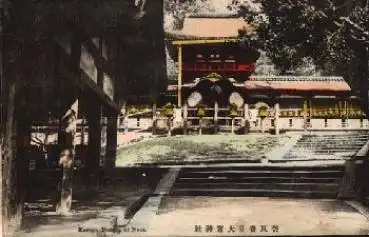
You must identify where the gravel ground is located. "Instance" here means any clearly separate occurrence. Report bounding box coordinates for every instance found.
[116,134,291,166]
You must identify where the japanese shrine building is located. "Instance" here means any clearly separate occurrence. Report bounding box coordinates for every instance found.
[151,14,369,133]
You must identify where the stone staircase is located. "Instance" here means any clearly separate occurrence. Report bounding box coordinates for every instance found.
[282,132,369,161]
[170,164,345,199]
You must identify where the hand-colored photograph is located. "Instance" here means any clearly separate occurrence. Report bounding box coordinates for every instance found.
[1,0,369,236]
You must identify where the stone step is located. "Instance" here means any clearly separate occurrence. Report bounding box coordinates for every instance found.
[176,177,342,183]
[284,152,355,156]
[286,150,356,154]
[170,188,338,199]
[293,143,365,146]
[172,182,340,192]
[281,156,351,161]
[179,170,344,178]
[180,165,345,172]
[293,144,365,148]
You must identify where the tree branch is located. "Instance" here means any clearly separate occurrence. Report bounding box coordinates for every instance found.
[340,16,369,38]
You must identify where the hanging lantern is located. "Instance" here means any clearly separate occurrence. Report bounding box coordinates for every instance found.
[258,105,269,118]
[128,105,138,115]
[229,103,239,118]
[196,104,206,118]
[303,101,308,116]
[162,103,174,118]
[229,92,244,109]
[328,108,334,117]
[143,105,150,113]
[187,91,203,107]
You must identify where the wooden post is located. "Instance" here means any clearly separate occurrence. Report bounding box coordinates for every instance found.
[260,118,264,133]
[274,102,280,135]
[167,117,172,137]
[344,100,348,128]
[57,32,81,215]
[244,103,249,134]
[214,102,218,134]
[359,43,368,115]
[231,118,235,134]
[86,96,102,190]
[303,100,308,132]
[152,102,157,135]
[199,117,202,135]
[57,99,78,215]
[123,102,128,133]
[183,103,188,135]
[177,45,182,107]
[106,110,118,168]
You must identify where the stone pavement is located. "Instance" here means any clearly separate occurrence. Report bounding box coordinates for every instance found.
[126,197,369,236]
[17,196,369,236]
[18,185,151,237]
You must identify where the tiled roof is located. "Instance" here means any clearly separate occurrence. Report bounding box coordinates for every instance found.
[167,17,252,39]
[166,76,351,93]
[245,76,351,92]
[249,76,345,81]
[187,13,239,18]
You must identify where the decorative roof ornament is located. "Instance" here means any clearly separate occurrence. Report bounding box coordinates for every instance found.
[204,72,222,82]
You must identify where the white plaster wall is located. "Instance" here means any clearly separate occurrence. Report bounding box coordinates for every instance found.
[324,119,342,129]
[128,118,153,129]
[310,119,325,129]
[279,118,304,130]
[347,119,369,129]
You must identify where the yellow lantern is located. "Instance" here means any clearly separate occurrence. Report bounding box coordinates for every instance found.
[303,101,308,115]
[229,103,239,118]
[129,105,138,115]
[162,103,174,117]
[328,108,333,117]
[197,104,206,117]
[258,105,268,118]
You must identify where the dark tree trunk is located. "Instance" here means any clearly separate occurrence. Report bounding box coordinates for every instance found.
[2,80,20,235]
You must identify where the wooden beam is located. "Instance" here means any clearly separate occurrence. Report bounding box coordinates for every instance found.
[172,38,241,45]
[57,40,119,112]
[177,45,182,107]
[79,70,120,112]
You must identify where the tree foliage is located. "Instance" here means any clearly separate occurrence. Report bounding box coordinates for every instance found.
[231,0,369,88]
[164,0,213,30]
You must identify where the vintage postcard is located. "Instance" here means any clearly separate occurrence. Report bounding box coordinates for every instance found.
[1,0,369,236]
